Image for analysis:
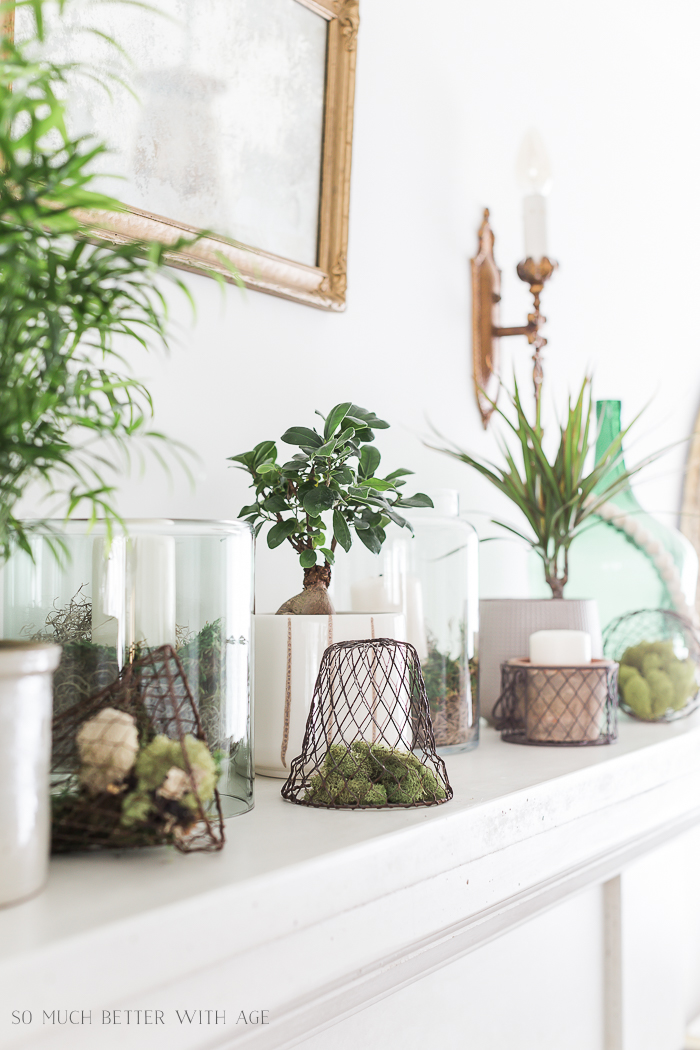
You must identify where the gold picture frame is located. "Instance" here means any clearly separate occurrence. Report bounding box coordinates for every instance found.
[7,0,360,312]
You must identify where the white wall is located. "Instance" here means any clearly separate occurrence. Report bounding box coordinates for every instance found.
[76,0,700,609]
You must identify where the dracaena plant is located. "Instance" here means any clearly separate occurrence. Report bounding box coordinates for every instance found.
[431,377,665,599]
[0,0,207,562]
[230,402,433,615]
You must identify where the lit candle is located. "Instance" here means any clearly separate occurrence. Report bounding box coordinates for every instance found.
[516,129,553,262]
[529,630,592,666]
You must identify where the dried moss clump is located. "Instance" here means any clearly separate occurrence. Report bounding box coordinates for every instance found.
[122,734,219,829]
[27,588,119,728]
[421,643,473,747]
[618,639,698,719]
[303,742,446,808]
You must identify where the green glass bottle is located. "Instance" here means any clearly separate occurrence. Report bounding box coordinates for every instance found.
[529,400,698,630]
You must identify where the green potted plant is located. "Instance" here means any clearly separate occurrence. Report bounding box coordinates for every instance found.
[0,0,194,904]
[231,401,432,777]
[431,376,667,721]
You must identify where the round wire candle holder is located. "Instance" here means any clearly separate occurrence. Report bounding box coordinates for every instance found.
[493,658,618,746]
[281,638,452,810]
[603,608,700,722]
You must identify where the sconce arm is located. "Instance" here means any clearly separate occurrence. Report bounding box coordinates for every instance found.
[492,323,538,339]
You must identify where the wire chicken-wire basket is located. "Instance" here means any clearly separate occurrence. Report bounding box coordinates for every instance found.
[493,658,618,746]
[51,645,225,853]
[281,638,452,809]
[603,608,700,722]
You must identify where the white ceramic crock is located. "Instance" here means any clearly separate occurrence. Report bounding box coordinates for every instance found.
[254,612,406,778]
[0,641,61,908]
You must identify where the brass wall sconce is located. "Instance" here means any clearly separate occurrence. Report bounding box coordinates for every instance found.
[472,209,557,429]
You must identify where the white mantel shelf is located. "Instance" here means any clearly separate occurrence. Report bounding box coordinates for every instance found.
[3,716,700,1050]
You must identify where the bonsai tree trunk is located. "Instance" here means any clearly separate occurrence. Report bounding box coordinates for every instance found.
[276,564,335,615]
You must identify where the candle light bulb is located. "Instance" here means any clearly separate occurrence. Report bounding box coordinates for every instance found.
[515,131,553,262]
[516,129,553,196]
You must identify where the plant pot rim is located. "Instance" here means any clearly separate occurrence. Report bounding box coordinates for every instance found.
[254,611,404,619]
[480,597,596,604]
[507,657,617,670]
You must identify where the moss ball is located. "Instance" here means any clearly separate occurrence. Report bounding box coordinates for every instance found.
[645,669,674,717]
[620,669,652,719]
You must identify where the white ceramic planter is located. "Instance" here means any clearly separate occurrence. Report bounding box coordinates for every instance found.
[479,598,603,724]
[0,641,61,908]
[254,613,406,778]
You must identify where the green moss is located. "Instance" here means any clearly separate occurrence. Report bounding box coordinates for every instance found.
[619,639,697,719]
[646,669,674,717]
[302,742,445,807]
[641,652,662,676]
[177,620,226,750]
[667,658,697,710]
[121,733,218,827]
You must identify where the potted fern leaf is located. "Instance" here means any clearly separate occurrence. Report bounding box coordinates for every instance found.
[0,0,195,904]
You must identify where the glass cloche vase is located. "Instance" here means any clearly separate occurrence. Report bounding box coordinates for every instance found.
[331,490,479,754]
[1,519,254,818]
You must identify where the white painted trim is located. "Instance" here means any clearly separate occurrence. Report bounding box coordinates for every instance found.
[3,721,700,1048]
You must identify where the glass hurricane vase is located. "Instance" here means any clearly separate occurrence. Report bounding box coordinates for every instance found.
[1,519,254,818]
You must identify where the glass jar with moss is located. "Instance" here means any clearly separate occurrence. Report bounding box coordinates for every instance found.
[604,608,700,722]
[1,519,254,817]
[331,490,479,754]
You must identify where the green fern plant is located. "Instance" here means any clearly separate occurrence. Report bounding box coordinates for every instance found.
[0,0,201,561]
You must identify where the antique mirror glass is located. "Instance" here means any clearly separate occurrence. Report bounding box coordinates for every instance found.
[15,0,359,309]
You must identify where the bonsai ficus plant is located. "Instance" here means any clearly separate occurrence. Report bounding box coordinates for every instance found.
[231,402,433,615]
[431,377,667,599]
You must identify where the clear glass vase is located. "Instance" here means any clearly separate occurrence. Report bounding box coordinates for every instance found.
[331,491,480,754]
[531,401,698,631]
[1,519,254,818]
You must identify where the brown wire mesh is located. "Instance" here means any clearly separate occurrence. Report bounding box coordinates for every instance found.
[603,608,700,722]
[493,658,618,746]
[281,638,453,809]
[51,645,225,853]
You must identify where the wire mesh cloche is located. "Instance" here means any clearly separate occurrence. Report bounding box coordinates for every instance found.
[51,645,224,853]
[603,608,700,722]
[281,638,452,809]
[3,519,254,819]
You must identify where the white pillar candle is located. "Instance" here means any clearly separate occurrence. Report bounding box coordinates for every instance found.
[350,576,400,614]
[404,576,428,662]
[91,538,126,653]
[529,630,591,666]
[131,536,177,648]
